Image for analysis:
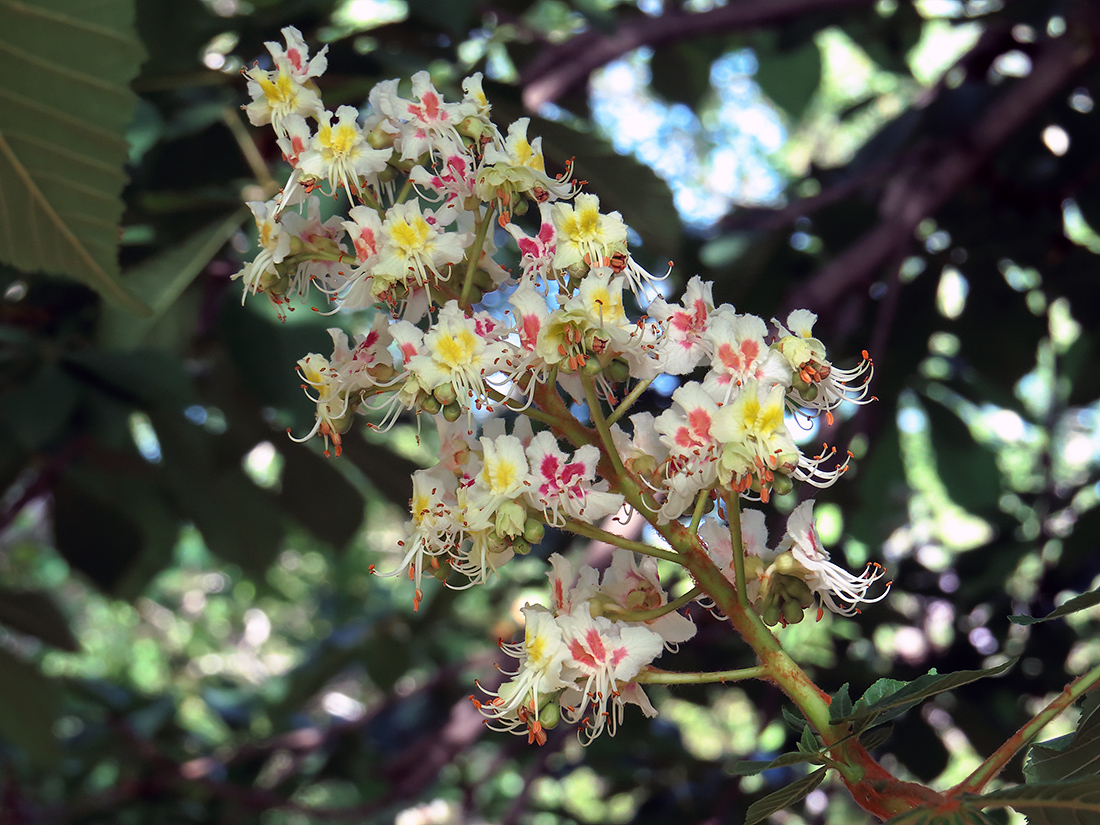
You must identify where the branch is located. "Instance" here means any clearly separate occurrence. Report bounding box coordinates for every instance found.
[790,16,1098,312]
[519,0,880,110]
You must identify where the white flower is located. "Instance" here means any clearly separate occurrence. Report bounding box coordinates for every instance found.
[778,501,890,617]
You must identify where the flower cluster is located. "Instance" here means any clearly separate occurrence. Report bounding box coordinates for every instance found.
[237,28,885,744]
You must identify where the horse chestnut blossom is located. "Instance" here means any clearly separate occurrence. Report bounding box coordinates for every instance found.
[235,27,887,746]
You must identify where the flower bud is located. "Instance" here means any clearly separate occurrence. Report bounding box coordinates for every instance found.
[773,551,801,577]
[538,700,560,730]
[782,599,806,625]
[762,603,782,627]
[511,197,529,216]
[582,356,603,376]
[421,393,442,415]
[495,500,527,538]
[366,124,396,150]
[605,357,630,384]
[434,384,458,406]
[772,474,794,497]
[442,402,462,422]
[523,518,545,545]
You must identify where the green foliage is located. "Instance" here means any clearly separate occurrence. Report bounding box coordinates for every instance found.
[0,1,1099,823]
[1011,590,1100,627]
[839,660,1017,730]
[0,0,147,313]
[745,766,829,825]
[978,777,1100,824]
[1025,693,1100,783]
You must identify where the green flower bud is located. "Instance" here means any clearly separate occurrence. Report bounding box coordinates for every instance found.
[582,356,603,376]
[762,603,782,627]
[782,599,806,625]
[442,402,462,422]
[538,700,560,730]
[434,384,458,406]
[523,518,545,545]
[421,393,442,415]
[495,500,527,538]
[772,474,794,497]
[605,357,630,384]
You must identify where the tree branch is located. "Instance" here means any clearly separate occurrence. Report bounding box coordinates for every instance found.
[519,0,879,110]
[790,16,1098,312]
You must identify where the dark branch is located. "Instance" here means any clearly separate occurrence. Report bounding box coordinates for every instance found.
[790,15,1099,311]
[519,0,880,110]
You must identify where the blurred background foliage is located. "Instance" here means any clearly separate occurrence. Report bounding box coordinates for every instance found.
[1,0,1099,822]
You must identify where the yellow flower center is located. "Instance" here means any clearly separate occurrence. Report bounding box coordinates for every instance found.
[322,121,359,157]
[434,327,479,368]
[391,215,432,252]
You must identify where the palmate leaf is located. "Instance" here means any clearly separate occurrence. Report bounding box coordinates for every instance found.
[0,0,148,314]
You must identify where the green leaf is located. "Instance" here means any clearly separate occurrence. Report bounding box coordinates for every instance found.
[782,704,809,733]
[0,648,61,766]
[830,683,853,723]
[979,777,1100,824]
[0,362,81,450]
[406,0,473,36]
[745,766,828,825]
[276,441,364,550]
[730,751,824,776]
[1010,589,1100,626]
[0,0,148,314]
[99,208,248,349]
[53,477,145,592]
[925,397,1002,513]
[799,722,821,754]
[0,588,79,651]
[1025,693,1100,783]
[859,723,895,752]
[882,804,1000,824]
[753,36,821,121]
[840,660,1016,728]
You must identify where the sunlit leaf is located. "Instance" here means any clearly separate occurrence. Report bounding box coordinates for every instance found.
[0,0,148,314]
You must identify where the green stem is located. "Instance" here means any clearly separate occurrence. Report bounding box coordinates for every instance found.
[603,587,702,622]
[635,665,766,685]
[357,186,384,215]
[581,372,627,478]
[724,490,748,608]
[688,489,710,534]
[485,387,558,428]
[606,377,653,427]
[953,663,1100,795]
[394,177,414,204]
[561,518,685,566]
[460,205,495,308]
